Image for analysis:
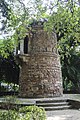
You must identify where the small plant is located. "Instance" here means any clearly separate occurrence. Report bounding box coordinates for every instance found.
[2,96,20,110]
[0,96,46,120]
[0,106,46,120]
[0,110,19,120]
[4,95,19,104]
[19,106,46,120]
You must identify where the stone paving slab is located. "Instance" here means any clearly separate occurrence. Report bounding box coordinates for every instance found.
[63,94,80,102]
[46,110,80,120]
[0,94,80,105]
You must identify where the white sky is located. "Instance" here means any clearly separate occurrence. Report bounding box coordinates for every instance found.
[0,0,79,39]
[0,0,56,39]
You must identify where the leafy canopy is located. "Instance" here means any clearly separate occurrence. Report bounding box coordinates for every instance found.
[0,0,80,90]
[0,0,80,58]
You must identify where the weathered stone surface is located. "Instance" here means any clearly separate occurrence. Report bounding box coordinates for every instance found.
[18,24,63,98]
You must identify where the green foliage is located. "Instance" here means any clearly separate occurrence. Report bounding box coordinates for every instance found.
[0,96,20,110]
[45,1,80,91]
[0,0,80,91]
[0,39,14,58]
[19,106,46,120]
[0,53,19,85]
[4,95,18,104]
[0,110,19,120]
[0,96,46,120]
[0,106,46,120]
[1,0,79,58]
[62,50,80,92]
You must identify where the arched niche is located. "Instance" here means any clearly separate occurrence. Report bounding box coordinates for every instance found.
[24,35,29,54]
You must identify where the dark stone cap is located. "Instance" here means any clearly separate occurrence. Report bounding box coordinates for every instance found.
[29,18,48,28]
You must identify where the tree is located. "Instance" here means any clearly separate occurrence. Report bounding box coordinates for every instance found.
[0,0,30,57]
[0,0,80,91]
[0,53,19,84]
[0,0,80,56]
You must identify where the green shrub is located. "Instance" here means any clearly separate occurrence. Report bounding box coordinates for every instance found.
[0,106,46,120]
[4,96,18,104]
[0,96,46,120]
[3,96,20,110]
[0,110,19,120]
[19,106,46,120]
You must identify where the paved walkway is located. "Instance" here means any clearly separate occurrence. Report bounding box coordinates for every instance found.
[46,109,80,120]
[0,94,80,104]
[0,94,80,119]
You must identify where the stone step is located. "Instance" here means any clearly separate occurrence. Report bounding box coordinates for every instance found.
[43,105,71,111]
[36,99,68,103]
[36,102,69,107]
[36,99,71,111]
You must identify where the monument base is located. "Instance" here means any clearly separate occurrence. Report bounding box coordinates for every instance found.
[18,53,63,98]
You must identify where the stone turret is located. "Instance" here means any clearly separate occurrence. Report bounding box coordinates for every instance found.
[17,21,63,98]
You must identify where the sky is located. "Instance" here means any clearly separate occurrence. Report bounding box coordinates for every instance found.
[0,0,79,39]
[0,0,55,39]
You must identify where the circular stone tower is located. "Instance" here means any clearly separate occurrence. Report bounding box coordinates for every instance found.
[17,22,63,98]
